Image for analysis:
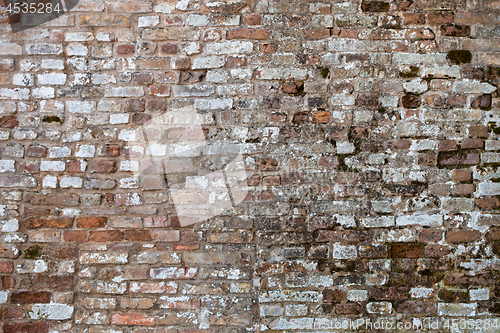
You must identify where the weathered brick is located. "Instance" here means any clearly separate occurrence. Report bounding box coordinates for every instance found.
[11,291,51,304]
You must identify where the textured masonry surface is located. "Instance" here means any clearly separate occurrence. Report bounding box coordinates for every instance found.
[0,0,500,332]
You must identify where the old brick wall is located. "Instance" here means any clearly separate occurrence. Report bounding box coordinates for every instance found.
[0,0,500,332]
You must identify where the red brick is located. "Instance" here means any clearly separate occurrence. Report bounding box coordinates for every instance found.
[335,303,362,315]
[312,111,331,123]
[89,230,123,242]
[77,216,107,228]
[476,197,500,210]
[226,56,246,68]
[124,230,152,241]
[316,230,371,243]
[262,175,280,186]
[447,94,467,108]
[0,261,13,273]
[361,1,390,12]
[98,144,120,157]
[11,291,52,304]
[259,43,277,53]
[173,244,200,251]
[0,275,12,290]
[417,153,437,166]
[63,230,87,242]
[441,24,470,37]
[396,301,436,314]
[111,313,156,326]
[390,243,425,258]
[88,160,117,173]
[471,94,492,109]
[419,229,443,242]
[452,183,475,195]
[3,322,49,333]
[133,73,153,85]
[2,306,24,318]
[438,139,458,151]
[425,244,450,257]
[468,125,489,138]
[404,13,425,25]
[66,160,81,173]
[0,116,18,128]
[486,228,500,240]
[228,28,269,40]
[446,230,481,243]
[444,273,468,286]
[427,11,454,25]
[450,169,472,182]
[173,58,191,70]
[116,44,135,55]
[282,81,304,94]
[305,29,330,39]
[47,275,74,290]
[161,43,178,54]
[461,138,484,149]
[149,84,170,96]
[26,145,47,157]
[24,217,73,229]
[259,158,278,171]
[245,14,261,25]
[371,286,409,300]
[438,152,480,166]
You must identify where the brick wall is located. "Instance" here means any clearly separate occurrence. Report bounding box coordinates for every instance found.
[0,0,500,332]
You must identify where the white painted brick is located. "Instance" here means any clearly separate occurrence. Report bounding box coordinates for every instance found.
[13,130,37,140]
[192,56,225,69]
[38,73,67,85]
[60,176,83,188]
[43,176,58,188]
[437,303,477,316]
[138,15,160,27]
[75,145,96,158]
[41,59,65,69]
[367,301,392,314]
[33,87,55,99]
[26,44,62,55]
[195,98,233,110]
[65,32,94,42]
[105,87,144,97]
[0,43,22,55]
[470,288,489,301]
[110,113,129,124]
[66,101,96,114]
[332,244,357,259]
[41,161,65,172]
[66,43,89,56]
[17,260,48,273]
[0,160,15,173]
[119,161,140,172]
[49,147,71,158]
[29,303,74,320]
[206,41,253,55]
[0,88,30,100]
[396,214,443,227]
[12,74,34,87]
[452,80,496,94]
[347,290,368,302]
[360,216,394,228]
[187,14,208,26]
[410,287,434,298]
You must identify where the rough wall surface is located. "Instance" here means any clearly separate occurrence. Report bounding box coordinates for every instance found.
[0,0,500,332]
